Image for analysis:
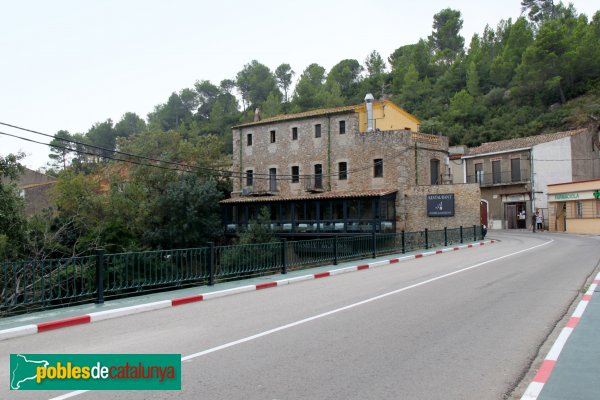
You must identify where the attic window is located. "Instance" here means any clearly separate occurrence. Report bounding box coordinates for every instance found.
[270,130,276,143]
[339,120,346,134]
[247,133,253,146]
[315,124,321,138]
[292,127,298,140]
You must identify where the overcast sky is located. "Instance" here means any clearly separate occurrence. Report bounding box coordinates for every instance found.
[2,0,599,170]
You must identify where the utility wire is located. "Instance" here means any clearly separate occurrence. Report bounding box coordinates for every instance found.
[0,131,201,174]
[1,121,445,182]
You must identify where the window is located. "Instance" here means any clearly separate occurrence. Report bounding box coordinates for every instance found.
[511,158,521,182]
[246,170,253,187]
[269,168,277,192]
[575,201,583,218]
[374,159,383,178]
[315,124,321,138]
[338,162,347,180]
[430,159,440,185]
[314,164,323,189]
[339,120,346,134]
[292,127,298,140]
[492,160,501,184]
[270,130,276,143]
[475,163,483,183]
[404,127,412,131]
[247,133,252,146]
[291,166,299,183]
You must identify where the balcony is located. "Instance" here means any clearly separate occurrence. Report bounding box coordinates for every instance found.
[466,169,530,187]
[241,179,278,196]
[304,175,325,192]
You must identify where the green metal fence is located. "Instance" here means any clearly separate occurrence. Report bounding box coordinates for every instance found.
[0,225,485,316]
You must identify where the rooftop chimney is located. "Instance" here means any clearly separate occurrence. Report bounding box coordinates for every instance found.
[253,107,261,122]
[364,93,374,132]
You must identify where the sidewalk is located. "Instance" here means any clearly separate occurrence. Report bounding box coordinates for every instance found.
[522,271,600,400]
[0,239,492,340]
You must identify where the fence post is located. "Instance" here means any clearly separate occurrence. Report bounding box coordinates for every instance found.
[473,225,477,241]
[333,236,338,265]
[208,242,215,286]
[401,230,405,254]
[372,231,377,259]
[460,226,463,244]
[281,239,288,274]
[95,249,105,304]
[425,228,429,249]
[444,227,448,247]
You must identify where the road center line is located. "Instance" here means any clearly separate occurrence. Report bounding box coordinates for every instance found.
[49,239,552,400]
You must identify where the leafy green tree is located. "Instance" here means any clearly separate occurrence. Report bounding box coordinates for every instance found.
[48,130,74,170]
[114,112,146,139]
[292,63,327,111]
[466,61,480,95]
[147,92,191,131]
[261,90,283,118]
[327,59,363,102]
[429,8,465,64]
[0,153,27,260]
[143,174,223,249]
[362,51,387,97]
[238,207,275,244]
[521,0,557,24]
[275,63,295,104]
[86,120,118,160]
[195,80,221,121]
[236,60,278,111]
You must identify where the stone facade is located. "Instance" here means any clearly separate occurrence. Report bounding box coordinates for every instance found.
[227,104,482,232]
[403,184,481,232]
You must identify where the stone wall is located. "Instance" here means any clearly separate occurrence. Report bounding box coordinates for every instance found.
[232,114,449,198]
[402,184,481,231]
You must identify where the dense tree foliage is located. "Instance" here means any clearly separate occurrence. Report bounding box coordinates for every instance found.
[4,3,600,260]
[0,153,27,260]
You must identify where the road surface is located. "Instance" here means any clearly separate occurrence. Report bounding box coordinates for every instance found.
[1,231,599,399]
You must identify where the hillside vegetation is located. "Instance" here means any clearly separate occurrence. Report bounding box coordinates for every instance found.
[1,0,600,261]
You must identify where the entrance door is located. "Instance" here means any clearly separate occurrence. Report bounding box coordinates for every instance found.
[480,201,488,226]
[506,205,517,229]
[556,202,566,231]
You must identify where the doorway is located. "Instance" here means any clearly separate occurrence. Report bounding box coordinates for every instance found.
[555,202,566,231]
[505,202,526,229]
[480,200,488,226]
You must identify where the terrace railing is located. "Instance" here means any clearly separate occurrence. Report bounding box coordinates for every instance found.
[1,225,484,316]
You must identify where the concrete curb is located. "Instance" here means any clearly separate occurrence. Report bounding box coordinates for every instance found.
[520,271,600,400]
[0,240,496,342]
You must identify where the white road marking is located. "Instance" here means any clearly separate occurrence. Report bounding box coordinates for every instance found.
[49,239,553,400]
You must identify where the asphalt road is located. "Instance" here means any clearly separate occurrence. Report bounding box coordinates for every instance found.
[1,231,599,400]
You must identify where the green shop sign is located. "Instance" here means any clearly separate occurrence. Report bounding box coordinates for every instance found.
[554,193,580,200]
[594,190,600,199]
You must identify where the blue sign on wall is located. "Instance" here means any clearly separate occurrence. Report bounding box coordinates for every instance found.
[427,194,455,217]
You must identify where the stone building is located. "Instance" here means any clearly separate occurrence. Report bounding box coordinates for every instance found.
[14,168,56,216]
[460,128,600,230]
[221,96,481,236]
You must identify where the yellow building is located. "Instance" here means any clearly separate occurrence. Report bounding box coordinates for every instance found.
[547,179,600,234]
[356,98,421,133]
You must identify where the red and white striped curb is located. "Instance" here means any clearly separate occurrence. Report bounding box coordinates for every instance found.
[0,240,495,341]
[521,271,600,400]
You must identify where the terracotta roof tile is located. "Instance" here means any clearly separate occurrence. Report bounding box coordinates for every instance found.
[232,105,359,128]
[465,129,587,157]
[220,189,397,204]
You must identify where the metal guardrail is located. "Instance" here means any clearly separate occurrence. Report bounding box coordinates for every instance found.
[1,225,484,316]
